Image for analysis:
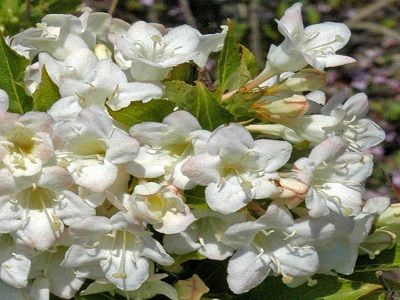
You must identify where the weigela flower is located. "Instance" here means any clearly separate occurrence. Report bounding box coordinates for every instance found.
[128,110,208,190]
[294,136,373,217]
[182,124,292,213]
[163,210,245,260]
[29,247,84,299]
[52,106,139,194]
[321,92,386,151]
[0,166,94,250]
[0,111,54,178]
[222,203,321,294]
[109,21,226,81]
[12,12,112,60]
[61,212,174,291]
[129,182,196,234]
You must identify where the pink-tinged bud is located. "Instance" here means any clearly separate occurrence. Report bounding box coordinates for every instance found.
[252,95,309,120]
[274,178,309,208]
[175,274,209,300]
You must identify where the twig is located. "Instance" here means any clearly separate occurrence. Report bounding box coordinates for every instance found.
[248,0,263,68]
[178,0,197,27]
[247,201,266,216]
[108,0,119,15]
[348,21,400,43]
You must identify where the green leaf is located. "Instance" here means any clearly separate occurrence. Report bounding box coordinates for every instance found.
[0,30,32,113]
[107,99,176,127]
[355,243,400,272]
[32,66,60,112]
[240,45,259,78]
[165,251,206,274]
[164,80,234,131]
[233,275,383,300]
[217,19,241,93]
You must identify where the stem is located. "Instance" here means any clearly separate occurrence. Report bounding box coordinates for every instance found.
[108,0,119,15]
[248,0,263,67]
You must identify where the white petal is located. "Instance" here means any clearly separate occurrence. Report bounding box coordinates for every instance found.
[205,177,251,214]
[254,139,292,172]
[227,246,271,294]
[181,153,221,185]
[222,221,265,249]
[0,89,9,112]
[106,129,139,165]
[30,278,50,300]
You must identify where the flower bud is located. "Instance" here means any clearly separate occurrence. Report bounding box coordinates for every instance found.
[273,177,309,208]
[283,69,326,92]
[246,124,304,144]
[175,274,209,300]
[252,95,309,120]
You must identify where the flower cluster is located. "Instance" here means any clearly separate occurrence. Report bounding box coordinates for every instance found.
[0,3,392,299]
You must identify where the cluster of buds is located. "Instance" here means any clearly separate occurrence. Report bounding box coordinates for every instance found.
[0,3,394,299]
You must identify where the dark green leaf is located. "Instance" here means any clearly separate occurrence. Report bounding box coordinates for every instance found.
[107,99,176,127]
[233,275,383,300]
[217,19,241,93]
[32,66,60,111]
[164,80,234,130]
[195,82,233,130]
[0,30,32,113]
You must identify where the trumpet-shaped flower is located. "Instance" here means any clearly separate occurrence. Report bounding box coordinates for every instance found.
[222,203,322,294]
[12,12,112,60]
[0,166,94,250]
[127,111,208,190]
[109,21,226,81]
[321,93,385,151]
[61,212,174,291]
[163,210,245,260]
[52,106,139,194]
[0,112,54,178]
[294,137,373,217]
[182,124,292,213]
[29,247,84,299]
[130,182,196,234]
[36,49,162,120]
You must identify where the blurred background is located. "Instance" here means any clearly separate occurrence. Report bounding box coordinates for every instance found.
[1,0,399,201]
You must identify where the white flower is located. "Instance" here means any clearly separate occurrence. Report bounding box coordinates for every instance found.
[321,92,385,151]
[37,49,162,120]
[0,280,29,300]
[303,198,389,275]
[0,112,54,178]
[109,21,226,81]
[294,136,373,217]
[163,210,245,260]
[270,3,354,72]
[182,124,292,213]
[130,182,196,234]
[13,12,112,60]
[0,166,94,250]
[222,203,320,294]
[127,111,207,190]
[61,212,174,291]
[28,247,84,299]
[52,106,139,194]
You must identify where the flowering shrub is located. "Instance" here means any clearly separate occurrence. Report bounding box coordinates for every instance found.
[0,3,398,299]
